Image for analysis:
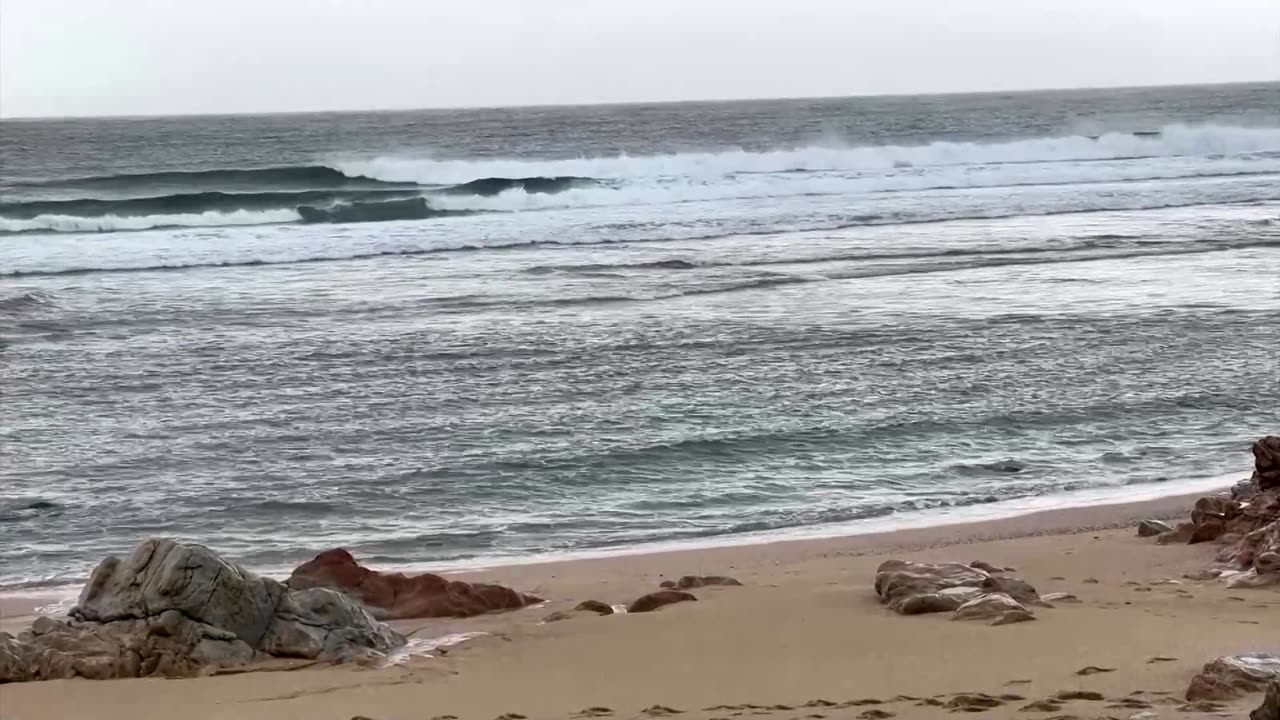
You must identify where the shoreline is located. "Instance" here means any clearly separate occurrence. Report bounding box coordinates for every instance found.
[0,471,1239,617]
[0,480,1229,632]
[3,476,1273,720]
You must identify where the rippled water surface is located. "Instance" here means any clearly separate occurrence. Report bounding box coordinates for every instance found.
[2,84,1278,588]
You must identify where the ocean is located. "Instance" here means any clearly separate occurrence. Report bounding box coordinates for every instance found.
[1,83,1278,591]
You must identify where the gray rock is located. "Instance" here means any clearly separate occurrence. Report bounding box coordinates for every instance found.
[874,560,990,606]
[6,538,406,683]
[1041,592,1081,603]
[981,575,1047,607]
[0,633,32,683]
[1137,519,1174,537]
[261,587,403,660]
[73,539,284,646]
[952,592,1033,623]
[1187,654,1280,701]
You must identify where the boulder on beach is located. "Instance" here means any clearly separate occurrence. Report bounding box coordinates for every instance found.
[628,591,697,613]
[1137,519,1173,537]
[952,592,1035,624]
[1,539,406,683]
[873,559,1044,621]
[286,548,541,620]
[1186,654,1280,701]
[1253,436,1280,490]
[675,575,743,589]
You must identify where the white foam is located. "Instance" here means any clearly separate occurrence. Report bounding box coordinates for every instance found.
[0,209,300,233]
[335,125,1280,185]
[405,471,1245,576]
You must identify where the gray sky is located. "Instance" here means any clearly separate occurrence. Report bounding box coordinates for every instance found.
[2,0,1278,118]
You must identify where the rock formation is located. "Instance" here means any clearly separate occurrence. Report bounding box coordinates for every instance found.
[286,548,541,620]
[1253,436,1280,490]
[1150,436,1280,588]
[1186,654,1280,702]
[1136,519,1173,537]
[873,560,1043,625]
[0,539,405,683]
[1254,679,1280,720]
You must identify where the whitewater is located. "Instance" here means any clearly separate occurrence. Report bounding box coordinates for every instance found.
[3,124,1279,236]
[2,83,1279,591]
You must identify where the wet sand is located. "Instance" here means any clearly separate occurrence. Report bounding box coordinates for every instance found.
[3,488,1273,719]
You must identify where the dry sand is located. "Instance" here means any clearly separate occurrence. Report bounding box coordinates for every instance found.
[2,490,1275,719]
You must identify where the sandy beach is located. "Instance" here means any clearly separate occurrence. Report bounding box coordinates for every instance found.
[3,489,1274,720]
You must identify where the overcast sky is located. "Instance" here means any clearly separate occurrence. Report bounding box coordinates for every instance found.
[2,0,1278,118]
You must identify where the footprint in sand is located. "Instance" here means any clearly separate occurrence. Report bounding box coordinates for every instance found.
[573,708,615,718]
[1020,699,1062,711]
[1145,656,1178,663]
[1074,666,1116,675]
[642,706,684,717]
[856,711,894,719]
[496,714,528,720]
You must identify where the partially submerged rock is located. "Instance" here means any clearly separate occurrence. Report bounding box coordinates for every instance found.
[287,548,541,620]
[1186,654,1280,701]
[2,539,406,683]
[628,591,697,613]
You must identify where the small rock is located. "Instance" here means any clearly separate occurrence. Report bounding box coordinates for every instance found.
[1042,592,1081,603]
[628,591,697,614]
[969,561,1004,573]
[1075,666,1116,675]
[641,706,684,716]
[574,600,615,615]
[1082,577,1100,584]
[1055,690,1105,701]
[543,611,574,623]
[945,693,1005,711]
[857,711,894,719]
[658,581,676,589]
[1127,712,1159,720]
[675,576,742,589]
[1137,519,1174,537]
[1020,699,1063,711]
[990,609,1036,625]
[1146,656,1178,663]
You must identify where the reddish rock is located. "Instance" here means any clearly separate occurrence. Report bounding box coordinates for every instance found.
[1189,517,1227,544]
[1192,495,1240,525]
[1253,436,1280,490]
[1155,522,1196,545]
[287,549,541,620]
[628,591,696,613]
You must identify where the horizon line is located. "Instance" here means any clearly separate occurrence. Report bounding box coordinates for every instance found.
[2,78,1276,123]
